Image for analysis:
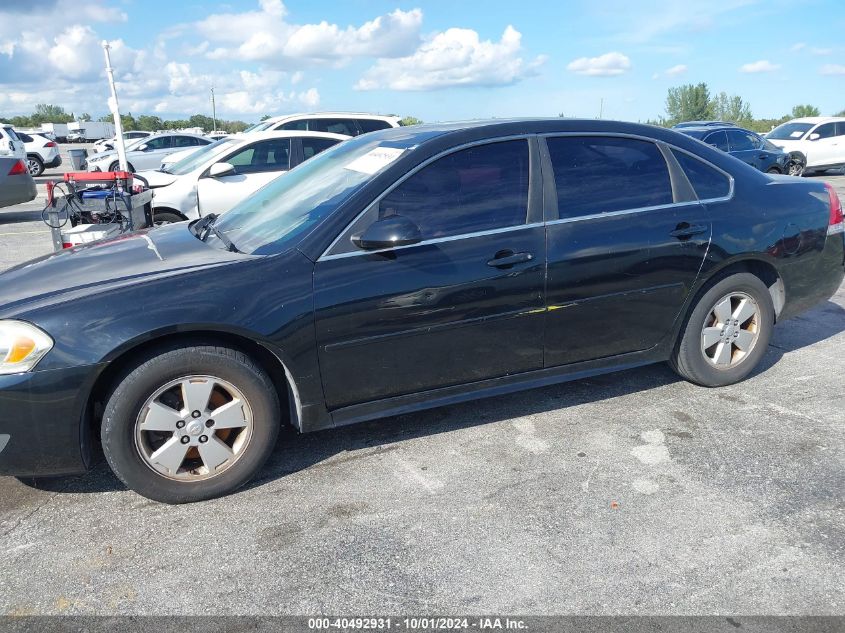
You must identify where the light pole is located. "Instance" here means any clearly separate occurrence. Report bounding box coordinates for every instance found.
[211,86,217,133]
[102,41,128,172]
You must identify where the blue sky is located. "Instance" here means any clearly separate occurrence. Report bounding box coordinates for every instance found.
[1,0,843,125]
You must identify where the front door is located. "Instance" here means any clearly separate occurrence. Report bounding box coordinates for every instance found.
[197,138,291,216]
[542,135,712,367]
[313,138,546,409]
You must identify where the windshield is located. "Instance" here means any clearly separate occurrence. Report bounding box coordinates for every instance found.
[767,122,814,140]
[243,121,274,133]
[212,135,407,255]
[167,138,239,175]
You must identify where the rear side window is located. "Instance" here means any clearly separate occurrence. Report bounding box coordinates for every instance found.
[672,150,731,200]
[813,123,836,139]
[726,130,759,151]
[4,127,20,142]
[308,118,358,136]
[357,119,391,133]
[364,139,529,243]
[546,136,673,218]
[278,120,308,131]
[301,137,340,160]
[17,132,32,143]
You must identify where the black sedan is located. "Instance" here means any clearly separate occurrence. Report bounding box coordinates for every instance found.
[676,124,793,174]
[1,119,843,503]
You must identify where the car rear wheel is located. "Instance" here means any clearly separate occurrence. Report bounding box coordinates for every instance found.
[670,273,774,387]
[152,210,184,226]
[766,167,781,174]
[101,344,281,503]
[26,155,44,176]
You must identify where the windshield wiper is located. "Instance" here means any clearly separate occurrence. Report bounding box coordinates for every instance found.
[189,213,217,239]
[197,214,241,253]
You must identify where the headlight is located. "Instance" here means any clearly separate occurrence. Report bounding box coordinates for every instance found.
[0,321,53,375]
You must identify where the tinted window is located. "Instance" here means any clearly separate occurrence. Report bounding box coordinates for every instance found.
[308,118,358,136]
[301,137,340,160]
[672,150,731,200]
[225,138,291,174]
[143,136,172,150]
[357,119,391,133]
[836,122,845,137]
[16,132,32,143]
[373,139,529,241]
[546,136,673,218]
[4,127,20,142]
[278,120,308,131]
[173,136,199,148]
[813,123,836,139]
[703,130,729,151]
[726,130,758,151]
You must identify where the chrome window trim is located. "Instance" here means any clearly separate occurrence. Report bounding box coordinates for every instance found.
[320,222,545,262]
[318,134,535,260]
[317,131,737,261]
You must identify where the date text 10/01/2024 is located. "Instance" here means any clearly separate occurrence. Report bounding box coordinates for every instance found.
[307,617,528,630]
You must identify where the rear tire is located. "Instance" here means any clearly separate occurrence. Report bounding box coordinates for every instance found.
[101,344,281,504]
[152,210,184,226]
[766,166,781,174]
[670,273,774,387]
[108,161,135,173]
[26,155,44,176]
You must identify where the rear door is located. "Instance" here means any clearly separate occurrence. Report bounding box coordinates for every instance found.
[197,138,292,215]
[542,135,712,367]
[313,138,545,409]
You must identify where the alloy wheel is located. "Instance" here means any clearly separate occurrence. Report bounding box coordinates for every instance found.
[700,292,761,369]
[134,375,254,481]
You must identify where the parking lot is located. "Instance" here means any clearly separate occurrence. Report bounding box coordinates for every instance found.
[0,150,843,615]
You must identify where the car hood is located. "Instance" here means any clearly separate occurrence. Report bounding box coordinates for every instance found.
[0,223,250,317]
[138,169,179,188]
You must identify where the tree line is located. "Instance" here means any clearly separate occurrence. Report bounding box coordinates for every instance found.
[648,82,845,132]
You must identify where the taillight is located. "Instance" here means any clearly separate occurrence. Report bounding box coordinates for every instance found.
[7,160,26,175]
[45,141,57,147]
[824,183,844,236]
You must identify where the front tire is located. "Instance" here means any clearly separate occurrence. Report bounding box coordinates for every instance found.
[108,161,135,173]
[152,210,184,226]
[670,273,774,387]
[102,344,281,503]
[765,166,781,174]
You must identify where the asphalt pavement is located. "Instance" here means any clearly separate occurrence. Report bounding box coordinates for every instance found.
[0,161,843,615]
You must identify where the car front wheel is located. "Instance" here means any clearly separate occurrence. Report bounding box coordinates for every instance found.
[26,155,44,176]
[670,273,774,387]
[102,344,281,503]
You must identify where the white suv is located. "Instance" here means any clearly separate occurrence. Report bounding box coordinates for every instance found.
[244,112,400,136]
[765,117,845,175]
[15,131,62,176]
[0,125,26,161]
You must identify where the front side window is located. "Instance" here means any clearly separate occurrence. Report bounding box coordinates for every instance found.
[225,138,291,174]
[168,138,239,175]
[357,119,392,133]
[703,131,729,152]
[726,130,759,151]
[813,123,836,139]
[546,136,673,219]
[672,150,731,200]
[143,136,171,150]
[358,139,530,243]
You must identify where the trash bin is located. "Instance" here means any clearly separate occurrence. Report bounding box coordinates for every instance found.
[67,149,88,171]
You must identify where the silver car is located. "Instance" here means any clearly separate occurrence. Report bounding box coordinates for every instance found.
[85,133,212,173]
[0,157,37,208]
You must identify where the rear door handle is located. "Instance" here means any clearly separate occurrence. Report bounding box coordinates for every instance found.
[487,251,534,268]
[670,223,709,240]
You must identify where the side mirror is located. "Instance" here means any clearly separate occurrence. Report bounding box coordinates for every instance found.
[207,162,236,178]
[137,143,149,152]
[808,133,820,141]
[352,215,422,250]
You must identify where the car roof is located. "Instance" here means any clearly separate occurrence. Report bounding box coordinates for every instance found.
[677,125,756,134]
[145,132,208,139]
[788,116,845,124]
[231,130,350,141]
[674,120,738,128]
[261,112,401,124]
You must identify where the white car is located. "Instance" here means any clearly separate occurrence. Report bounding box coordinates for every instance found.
[0,125,26,161]
[765,117,845,175]
[141,131,347,223]
[86,133,212,173]
[15,131,62,176]
[159,146,205,172]
[243,112,400,136]
[91,131,152,154]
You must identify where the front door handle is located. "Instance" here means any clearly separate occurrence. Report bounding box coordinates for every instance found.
[487,250,534,268]
[670,223,708,240]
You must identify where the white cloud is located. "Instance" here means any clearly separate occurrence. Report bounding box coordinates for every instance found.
[567,52,631,77]
[810,47,833,56]
[195,2,422,64]
[738,60,780,73]
[356,25,545,91]
[820,64,845,76]
[790,42,806,52]
[664,64,687,76]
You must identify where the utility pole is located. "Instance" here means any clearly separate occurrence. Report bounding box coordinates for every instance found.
[102,41,128,171]
[599,98,604,119]
[211,86,217,133]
